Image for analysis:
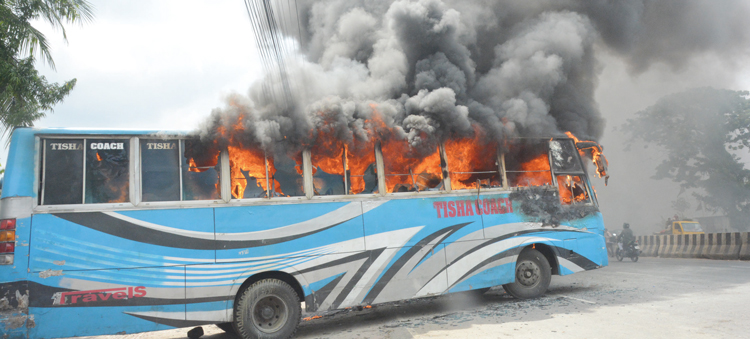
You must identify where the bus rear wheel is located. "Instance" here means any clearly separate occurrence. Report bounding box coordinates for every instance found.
[503,248,551,299]
[234,279,301,339]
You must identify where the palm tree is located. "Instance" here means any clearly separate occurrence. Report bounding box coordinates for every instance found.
[0,0,94,136]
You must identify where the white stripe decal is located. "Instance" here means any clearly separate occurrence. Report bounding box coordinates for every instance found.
[558,257,585,273]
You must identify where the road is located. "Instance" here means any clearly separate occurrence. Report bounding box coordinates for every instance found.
[79,257,750,339]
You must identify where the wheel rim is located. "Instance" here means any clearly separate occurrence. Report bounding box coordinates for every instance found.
[516,260,541,287]
[251,294,288,334]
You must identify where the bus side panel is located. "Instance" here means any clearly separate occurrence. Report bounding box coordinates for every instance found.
[28,209,215,273]
[27,265,186,338]
[443,239,515,294]
[479,191,608,275]
[214,201,366,261]
[561,213,609,271]
[205,201,367,316]
[355,196,484,306]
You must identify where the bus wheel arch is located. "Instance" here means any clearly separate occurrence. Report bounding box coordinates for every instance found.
[234,271,305,305]
[529,243,559,276]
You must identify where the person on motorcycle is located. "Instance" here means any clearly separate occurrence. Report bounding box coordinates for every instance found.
[604,228,615,257]
[618,223,635,250]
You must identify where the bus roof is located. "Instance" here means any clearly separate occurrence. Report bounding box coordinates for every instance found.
[14,127,193,136]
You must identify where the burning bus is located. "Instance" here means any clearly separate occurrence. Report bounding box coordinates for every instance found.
[0,124,608,339]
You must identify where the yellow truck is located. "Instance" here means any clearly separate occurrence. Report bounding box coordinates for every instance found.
[658,220,705,235]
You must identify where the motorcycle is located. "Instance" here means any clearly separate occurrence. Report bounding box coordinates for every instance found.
[616,240,640,262]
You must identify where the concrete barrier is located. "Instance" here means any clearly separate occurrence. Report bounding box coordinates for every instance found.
[701,233,713,259]
[618,232,749,261]
[739,233,750,261]
[657,235,673,258]
[640,235,659,257]
[684,234,706,258]
[705,232,742,260]
[677,234,693,258]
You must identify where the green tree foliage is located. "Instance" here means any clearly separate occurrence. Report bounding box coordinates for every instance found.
[0,0,92,136]
[624,87,750,230]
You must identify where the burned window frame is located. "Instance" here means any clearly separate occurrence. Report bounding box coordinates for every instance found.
[548,138,597,206]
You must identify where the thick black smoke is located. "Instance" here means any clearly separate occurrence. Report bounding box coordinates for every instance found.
[198,0,750,154]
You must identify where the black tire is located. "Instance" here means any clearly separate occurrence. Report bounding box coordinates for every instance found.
[234,279,301,339]
[631,255,639,262]
[616,249,624,261]
[502,248,552,299]
[216,322,236,335]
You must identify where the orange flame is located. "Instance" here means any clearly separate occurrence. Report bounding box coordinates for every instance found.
[565,131,609,184]
[557,175,589,204]
[229,146,269,199]
[514,154,552,186]
[444,126,501,190]
[96,152,102,162]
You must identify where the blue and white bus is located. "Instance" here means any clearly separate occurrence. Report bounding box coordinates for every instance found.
[0,127,608,339]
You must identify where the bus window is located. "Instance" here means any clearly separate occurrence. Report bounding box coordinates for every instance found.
[311,143,377,196]
[310,145,345,196]
[229,146,269,199]
[549,139,583,173]
[444,138,502,190]
[268,150,304,197]
[141,140,180,202]
[85,139,130,204]
[505,140,552,187]
[381,140,443,193]
[182,140,221,200]
[41,139,84,205]
[346,144,378,194]
[557,175,591,204]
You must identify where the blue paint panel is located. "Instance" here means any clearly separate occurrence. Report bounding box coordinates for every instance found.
[215,202,365,261]
[29,213,213,272]
[475,192,526,229]
[216,202,346,231]
[362,197,484,249]
[448,262,514,293]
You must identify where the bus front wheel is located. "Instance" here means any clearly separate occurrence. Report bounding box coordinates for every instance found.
[234,278,301,339]
[502,248,551,299]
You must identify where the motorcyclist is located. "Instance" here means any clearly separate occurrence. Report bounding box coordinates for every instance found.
[604,228,615,257]
[618,223,635,251]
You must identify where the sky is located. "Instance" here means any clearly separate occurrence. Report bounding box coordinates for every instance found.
[6,0,750,234]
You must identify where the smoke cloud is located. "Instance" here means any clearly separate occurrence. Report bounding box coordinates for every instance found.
[198,0,750,156]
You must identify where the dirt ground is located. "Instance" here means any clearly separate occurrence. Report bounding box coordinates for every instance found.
[75,257,750,339]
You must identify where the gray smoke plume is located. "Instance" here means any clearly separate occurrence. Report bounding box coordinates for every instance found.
[198,0,750,155]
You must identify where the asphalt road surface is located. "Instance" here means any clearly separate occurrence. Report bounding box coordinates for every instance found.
[76,257,750,339]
